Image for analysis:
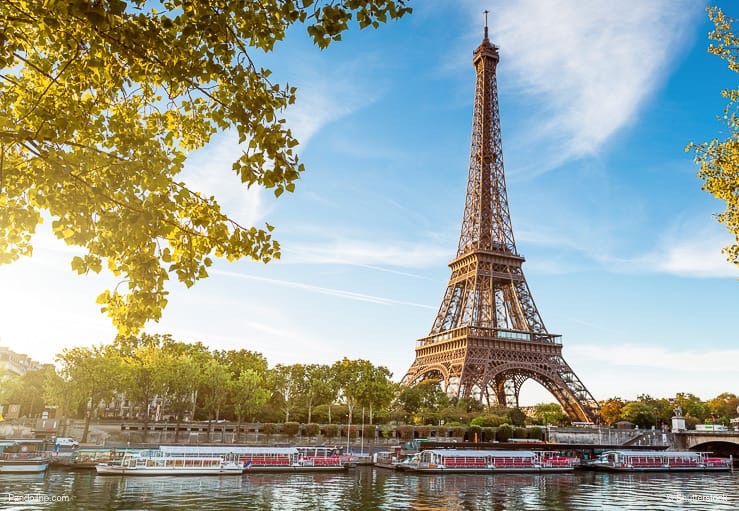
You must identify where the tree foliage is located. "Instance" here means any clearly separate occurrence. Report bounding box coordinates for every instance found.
[230,368,269,425]
[598,397,625,426]
[56,344,123,441]
[0,365,56,418]
[0,0,411,334]
[533,402,567,426]
[689,6,739,269]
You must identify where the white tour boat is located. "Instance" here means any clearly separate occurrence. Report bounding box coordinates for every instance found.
[159,445,351,472]
[397,449,575,473]
[587,450,732,472]
[95,450,243,476]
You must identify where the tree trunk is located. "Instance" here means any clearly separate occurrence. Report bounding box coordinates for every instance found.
[174,419,181,443]
[142,417,149,443]
[190,390,198,420]
[81,409,91,443]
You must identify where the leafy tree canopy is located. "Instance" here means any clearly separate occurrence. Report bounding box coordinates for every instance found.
[689,6,739,269]
[0,0,411,334]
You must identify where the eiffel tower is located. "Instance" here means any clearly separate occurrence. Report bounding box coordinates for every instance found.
[401,18,600,423]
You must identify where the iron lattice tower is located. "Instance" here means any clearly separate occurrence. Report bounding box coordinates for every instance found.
[401,22,600,423]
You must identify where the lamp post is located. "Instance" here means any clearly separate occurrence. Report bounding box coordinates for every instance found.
[360,408,365,456]
[346,413,351,453]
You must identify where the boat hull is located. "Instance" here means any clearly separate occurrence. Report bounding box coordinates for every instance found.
[587,450,733,472]
[243,464,349,473]
[0,459,50,473]
[587,463,731,472]
[401,465,573,474]
[95,464,244,476]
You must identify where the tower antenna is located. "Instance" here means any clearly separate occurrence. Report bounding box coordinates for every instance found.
[483,10,489,40]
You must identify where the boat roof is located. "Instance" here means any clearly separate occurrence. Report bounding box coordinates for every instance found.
[160,445,299,455]
[424,449,536,457]
[601,450,700,457]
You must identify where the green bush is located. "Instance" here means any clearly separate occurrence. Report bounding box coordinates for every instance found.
[496,424,513,442]
[398,425,414,440]
[261,423,276,434]
[528,427,544,440]
[361,425,376,440]
[482,427,495,442]
[415,426,430,438]
[283,422,300,436]
[513,427,529,439]
[325,424,339,439]
[451,426,467,438]
[303,423,320,437]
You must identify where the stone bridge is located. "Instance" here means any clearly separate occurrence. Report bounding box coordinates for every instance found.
[673,431,739,458]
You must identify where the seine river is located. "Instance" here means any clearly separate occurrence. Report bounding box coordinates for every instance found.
[1,467,737,510]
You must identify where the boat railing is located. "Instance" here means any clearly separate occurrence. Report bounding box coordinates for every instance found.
[538,456,574,468]
[301,455,343,466]
[490,457,535,468]
[2,451,52,461]
[704,457,731,467]
[238,455,295,466]
[440,456,487,468]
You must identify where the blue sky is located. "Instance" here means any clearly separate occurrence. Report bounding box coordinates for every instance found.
[1,0,738,405]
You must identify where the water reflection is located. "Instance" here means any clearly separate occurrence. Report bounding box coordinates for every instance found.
[0,467,736,511]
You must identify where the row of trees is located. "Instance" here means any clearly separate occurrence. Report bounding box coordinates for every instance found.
[2,335,737,442]
[599,393,739,429]
[1,334,398,442]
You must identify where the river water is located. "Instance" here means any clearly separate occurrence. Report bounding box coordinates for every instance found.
[1,467,737,510]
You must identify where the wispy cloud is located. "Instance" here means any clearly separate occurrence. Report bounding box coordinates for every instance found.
[180,45,386,228]
[485,0,701,175]
[282,238,449,269]
[618,217,739,278]
[572,343,739,372]
[286,71,382,146]
[211,269,437,309]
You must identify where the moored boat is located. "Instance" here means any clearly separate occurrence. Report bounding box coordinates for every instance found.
[61,448,131,469]
[373,447,407,470]
[587,450,732,472]
[159,446,351,472]
[0,440,50,473]
[295,446,352,470]
[398,449,575,473]
[95,450,243,476]
[0,452,51,473]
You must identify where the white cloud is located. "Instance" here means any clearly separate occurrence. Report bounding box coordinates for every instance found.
[487,0,701,174]
[286,73,381,146]
[282,238,449,269]
[571,343,739,372]
[211,270,437,309]
[179,48,386,228]
[623,218,739,278]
